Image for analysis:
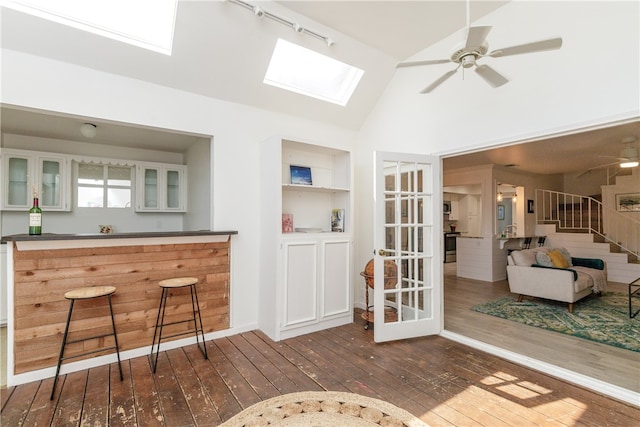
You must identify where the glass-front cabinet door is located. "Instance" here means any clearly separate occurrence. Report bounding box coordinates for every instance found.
[135,163,186,212]
[38,155,66,210]
[143,168,159,210]
[1,149,69,211]
[164,168,184,210]
[6,154,30,208]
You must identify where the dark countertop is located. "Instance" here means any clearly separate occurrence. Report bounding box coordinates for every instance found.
[1,230,238,244]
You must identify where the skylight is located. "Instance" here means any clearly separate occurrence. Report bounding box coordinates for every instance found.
[264,39,364,106]
[1,0,177,55]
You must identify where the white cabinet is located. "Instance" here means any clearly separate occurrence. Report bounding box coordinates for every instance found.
[282,236,351,334]
[259,137,353,341]
[1,148,70,211]
[135,163,187,212]
[448,200,460,220]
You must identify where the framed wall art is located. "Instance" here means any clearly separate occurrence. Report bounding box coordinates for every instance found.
[290,165,312,185]
[616,193,640,212]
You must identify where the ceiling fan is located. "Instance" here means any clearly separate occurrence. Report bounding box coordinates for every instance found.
[396,2,563,93]
[578,137,639,178]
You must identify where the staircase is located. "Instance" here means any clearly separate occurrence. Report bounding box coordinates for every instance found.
[535,189,640,284]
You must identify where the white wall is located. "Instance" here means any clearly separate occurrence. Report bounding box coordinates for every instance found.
[183,138,212,231]
[354,1,638,290]
[1,49,358,333]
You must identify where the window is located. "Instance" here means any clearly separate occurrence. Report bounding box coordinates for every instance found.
[77,163,132,208]
[264,39,364,106]
[2,0,178,55]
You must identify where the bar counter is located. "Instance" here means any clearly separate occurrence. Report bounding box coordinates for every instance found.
[3,230,237,386]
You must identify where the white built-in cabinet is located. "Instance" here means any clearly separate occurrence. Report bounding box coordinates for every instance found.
[135,163,187,212]
[1,148,71,211]
[448,199,460,220]
[259,137,353,341]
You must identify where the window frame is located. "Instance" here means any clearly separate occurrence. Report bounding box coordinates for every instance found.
[75,162,133,209]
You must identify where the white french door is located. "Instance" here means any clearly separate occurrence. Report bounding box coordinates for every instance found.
[373,151,442,342]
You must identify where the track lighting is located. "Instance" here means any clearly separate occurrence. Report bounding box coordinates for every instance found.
[229,0,334,47]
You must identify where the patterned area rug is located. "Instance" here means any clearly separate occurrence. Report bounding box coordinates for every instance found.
[471,292,639,352]
[219,391,429,426]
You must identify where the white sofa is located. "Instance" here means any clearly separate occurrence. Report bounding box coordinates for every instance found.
[506,247,607,313]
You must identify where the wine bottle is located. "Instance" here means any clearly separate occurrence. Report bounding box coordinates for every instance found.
[29,193,42,235]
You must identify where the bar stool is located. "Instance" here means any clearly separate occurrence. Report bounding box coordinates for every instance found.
[51,286,123,400]
[150,277,208,373]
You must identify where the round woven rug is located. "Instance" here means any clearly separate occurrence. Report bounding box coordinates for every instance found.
[219,391,429,427]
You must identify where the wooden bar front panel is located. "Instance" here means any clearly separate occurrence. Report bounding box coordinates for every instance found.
[12,239,230,374]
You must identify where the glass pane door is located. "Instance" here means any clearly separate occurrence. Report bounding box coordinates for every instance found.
[144,168,159,208]
[166,169,180,209]
[373,151,442,343]
[8,157,29,206]
[40,159,61,208]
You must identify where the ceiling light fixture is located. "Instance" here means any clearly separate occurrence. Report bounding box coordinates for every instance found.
[620,136,639,168]
[80,123,97,138]
[229,0,335,47]
[512,187,518,203]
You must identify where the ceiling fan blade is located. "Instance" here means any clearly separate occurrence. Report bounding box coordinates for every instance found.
[465,26,492,48]
[488,37,563,57]
[474,64,508,87]
[396,58,451,68]
[420,69,458,94]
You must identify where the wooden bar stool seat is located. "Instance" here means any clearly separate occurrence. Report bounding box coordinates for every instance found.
[150,277,208,373]
[51,285,123,400]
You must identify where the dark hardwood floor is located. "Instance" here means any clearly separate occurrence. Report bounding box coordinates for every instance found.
[2,312,639,426]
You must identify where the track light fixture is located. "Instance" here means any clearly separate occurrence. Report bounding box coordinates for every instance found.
[229,0,335,47]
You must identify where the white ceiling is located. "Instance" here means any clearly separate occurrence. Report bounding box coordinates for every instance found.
[1,1,638,175]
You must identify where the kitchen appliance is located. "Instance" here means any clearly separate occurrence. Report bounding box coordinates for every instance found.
[443,201,451,214]
[444,232,460,263]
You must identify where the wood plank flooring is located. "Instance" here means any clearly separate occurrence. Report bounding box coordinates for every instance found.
[2,264,639,426]
[2,318,639,425]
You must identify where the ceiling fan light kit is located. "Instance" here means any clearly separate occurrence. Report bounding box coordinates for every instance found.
[619,137,639,168]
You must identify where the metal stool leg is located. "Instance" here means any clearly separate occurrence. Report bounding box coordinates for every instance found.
[51,299,75,400]
[107,294,123,381]
[189,284,208,359]
[150,288,169,373]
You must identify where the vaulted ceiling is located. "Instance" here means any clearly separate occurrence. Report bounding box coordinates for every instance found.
[1,1,638,176]
[2,1,508,130]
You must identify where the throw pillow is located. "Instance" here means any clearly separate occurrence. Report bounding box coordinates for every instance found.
[535,251,554,267]
[548,249,569,268]
[511,250,537,266]
[556,247,573,267]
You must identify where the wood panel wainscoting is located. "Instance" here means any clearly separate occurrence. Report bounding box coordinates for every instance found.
[4,231,235,384]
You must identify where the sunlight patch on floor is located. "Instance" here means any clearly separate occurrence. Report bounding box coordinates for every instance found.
[425,371,587,425]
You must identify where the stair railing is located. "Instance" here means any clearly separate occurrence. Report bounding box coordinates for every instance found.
[536,189,639,258]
